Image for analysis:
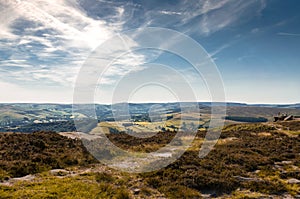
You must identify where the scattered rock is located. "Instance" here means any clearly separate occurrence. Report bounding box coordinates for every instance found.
[234,176,263,182]
[59,132,103,140]
[132,188,140,194]
[152,152,172,158]
[0,174,35,186]
[282,161,293,165]
[291,165,300,170]
[201,193,212,198]
[287,178,300,184]
[254,170,261,174]
[282,193,296,199]
[50,169,70,176]
[13,174,35,181]
[275,161,292,166]
[258,132,272,136]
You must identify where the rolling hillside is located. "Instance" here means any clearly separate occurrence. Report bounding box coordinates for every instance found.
[0,121,299,198]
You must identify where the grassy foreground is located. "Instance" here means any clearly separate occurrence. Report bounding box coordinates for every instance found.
[0,121,299,198]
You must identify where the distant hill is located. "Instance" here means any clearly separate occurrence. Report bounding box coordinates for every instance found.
[199,102,300,109]
[247,103,300,109]
[1,102,300,133]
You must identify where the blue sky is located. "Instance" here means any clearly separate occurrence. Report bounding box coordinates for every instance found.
[0,0,299,103]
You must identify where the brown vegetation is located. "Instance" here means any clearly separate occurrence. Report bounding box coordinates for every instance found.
[140,122,300,197]
[107,131,178,152]
[0,131,96,179]
[0,121,299,198]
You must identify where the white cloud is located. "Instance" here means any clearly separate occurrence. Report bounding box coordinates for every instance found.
[277,32,300,37]
[209,43,232,58]
[0,0,268,83]
[135,0,267,37]
[251,28,260,34]
[3,0,118,49]
[198,0,267,36]
[159,10,182,16]
[0,0,126,88]
[0,0,270,103]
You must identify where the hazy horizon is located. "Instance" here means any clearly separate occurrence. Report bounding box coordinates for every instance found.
[0,100,299,106]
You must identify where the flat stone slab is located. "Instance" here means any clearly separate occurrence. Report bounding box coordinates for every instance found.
[287,178,300,184]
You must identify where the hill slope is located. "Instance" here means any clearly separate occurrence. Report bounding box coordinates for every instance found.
[0,121,299,198]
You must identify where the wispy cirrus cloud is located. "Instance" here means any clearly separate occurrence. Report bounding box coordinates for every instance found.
[128,0,267,36]
[0,0,124,87]
[0,0,269,102]
[198,0,266,36]
[0,0,268,85]
[277,32,300,37]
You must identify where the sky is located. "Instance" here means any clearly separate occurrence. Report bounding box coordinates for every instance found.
[0,0,299,104]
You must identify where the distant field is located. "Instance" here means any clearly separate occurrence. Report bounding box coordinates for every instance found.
[96,116,209,135]
[226,106,300,121]
[1,103,300,134]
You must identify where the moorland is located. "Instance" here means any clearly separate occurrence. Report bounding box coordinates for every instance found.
[0,103,300,198]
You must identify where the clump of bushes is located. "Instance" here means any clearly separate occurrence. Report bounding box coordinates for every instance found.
[222,123,276,134]
[225,116,268,123]
[0,169,10,182]
[141,122,300,197]
[278,121,300,131]
[0,131,97,178]
[95,172,114,183]
[3,121,77,133]
[107,130,177,152]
